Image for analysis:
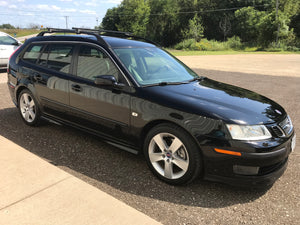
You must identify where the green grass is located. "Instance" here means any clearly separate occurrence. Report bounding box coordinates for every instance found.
[167,49,300,56]
[0,29,40,37]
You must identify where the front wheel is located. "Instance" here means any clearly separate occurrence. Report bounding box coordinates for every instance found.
[18,89,41,126]
[143,123,202,185]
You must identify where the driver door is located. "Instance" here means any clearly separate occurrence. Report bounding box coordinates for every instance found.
[68,44,131,140]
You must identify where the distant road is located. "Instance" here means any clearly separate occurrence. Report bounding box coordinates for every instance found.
[16,34,38,42]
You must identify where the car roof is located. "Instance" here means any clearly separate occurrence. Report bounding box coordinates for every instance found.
[26,34,156,48]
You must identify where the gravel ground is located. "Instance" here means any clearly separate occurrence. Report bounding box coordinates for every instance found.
[0,54,299,225]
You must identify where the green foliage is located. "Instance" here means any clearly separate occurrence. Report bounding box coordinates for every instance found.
[174,36,243,51]
[235,7,266,43]
[227,36,243,49]
[0,23,15,29]
[182,14,204,42]
[114,0,150,37]
[101,7,121,31]
[101,0,300,49]
[0,29,39,37]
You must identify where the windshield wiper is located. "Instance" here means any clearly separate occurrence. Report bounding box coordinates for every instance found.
[189,76,206,82]
[144,81,189,87]
[157,81,189,86]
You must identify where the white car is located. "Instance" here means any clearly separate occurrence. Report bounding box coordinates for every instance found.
[0,31,22,68]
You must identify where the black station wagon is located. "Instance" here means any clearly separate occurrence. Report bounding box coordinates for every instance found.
[7,28,296,187]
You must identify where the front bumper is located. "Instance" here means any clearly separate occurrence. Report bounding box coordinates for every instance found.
[202,132,295,187]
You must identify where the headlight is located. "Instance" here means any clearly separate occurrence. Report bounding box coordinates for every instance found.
[226,124,272,140]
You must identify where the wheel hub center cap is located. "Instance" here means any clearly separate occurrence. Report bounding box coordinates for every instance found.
[166,152,172,158]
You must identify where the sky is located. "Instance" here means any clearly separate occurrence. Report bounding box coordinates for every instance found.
[0,0,122,29]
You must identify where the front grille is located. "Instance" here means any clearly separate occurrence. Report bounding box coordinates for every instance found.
[271,125,284,137]
[270,116,293,137]
[279,116,293,135]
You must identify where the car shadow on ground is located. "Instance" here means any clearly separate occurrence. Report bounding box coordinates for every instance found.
[0,106,268,209]
[0,71,299,209]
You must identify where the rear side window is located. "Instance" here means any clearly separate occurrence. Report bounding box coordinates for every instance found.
[37,44,74,74]
[22,45,44,63]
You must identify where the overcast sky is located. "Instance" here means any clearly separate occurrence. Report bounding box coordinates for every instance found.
[0,0,122,29]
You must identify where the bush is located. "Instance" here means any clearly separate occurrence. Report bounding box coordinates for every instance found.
[174,37,243,51]
[227,36,243,50]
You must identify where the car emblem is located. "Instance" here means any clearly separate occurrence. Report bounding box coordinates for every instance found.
[275,109,282,115]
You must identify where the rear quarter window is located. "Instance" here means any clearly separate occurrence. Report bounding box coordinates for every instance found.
[22,45,44,63]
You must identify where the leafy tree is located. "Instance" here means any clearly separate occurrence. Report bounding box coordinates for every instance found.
[147,0,182,46]
[0,23,15,29]
[235,7,266,43]
[182,14,204,42]
[257,11,292,47]
[101,0,300,48]
[101,7,121,31]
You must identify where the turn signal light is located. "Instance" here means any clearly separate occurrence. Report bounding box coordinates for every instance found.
[214,148,242,156]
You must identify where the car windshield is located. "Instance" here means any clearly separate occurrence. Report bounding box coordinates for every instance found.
[113,47,198,86]
[0,35,17,45]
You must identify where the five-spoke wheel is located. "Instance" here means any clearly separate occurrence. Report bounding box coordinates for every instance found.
[144,123,202,185]
[18,89,41,126]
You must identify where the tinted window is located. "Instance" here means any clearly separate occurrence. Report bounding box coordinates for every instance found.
[0,35,17,45]
[22,44,44,63]
[77,45,121,82]
[38,44,74,74]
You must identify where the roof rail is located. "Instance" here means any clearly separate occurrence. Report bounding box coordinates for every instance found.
[37,27,158,47]
[72,27,159,46]
[37,28,109,47]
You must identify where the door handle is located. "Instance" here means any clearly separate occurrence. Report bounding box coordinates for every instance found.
[71,84,82,92]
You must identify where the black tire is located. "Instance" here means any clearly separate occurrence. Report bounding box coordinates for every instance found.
[18,89,41,126]
[143,123,202,185]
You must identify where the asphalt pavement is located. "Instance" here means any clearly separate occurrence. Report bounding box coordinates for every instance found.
[0,54,299,225]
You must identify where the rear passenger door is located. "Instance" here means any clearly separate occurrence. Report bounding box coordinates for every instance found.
[22,43,75,117]
[68,44,131,139]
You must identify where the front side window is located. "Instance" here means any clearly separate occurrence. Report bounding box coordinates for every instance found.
[22,44,44,64]
[114,47,198,86]
[77,45,121,82]
[37,44,74,74]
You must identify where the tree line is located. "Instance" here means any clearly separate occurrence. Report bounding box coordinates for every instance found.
[101,0,300,48]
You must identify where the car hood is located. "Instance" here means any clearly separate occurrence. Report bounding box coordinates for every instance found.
[141,78,285,125]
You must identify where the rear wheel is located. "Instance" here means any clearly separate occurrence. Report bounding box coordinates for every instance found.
[18,89,41,126]
[144,123,202,185]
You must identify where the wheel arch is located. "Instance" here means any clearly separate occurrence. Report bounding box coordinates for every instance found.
[140,119,203,154]
[16,85,29,107]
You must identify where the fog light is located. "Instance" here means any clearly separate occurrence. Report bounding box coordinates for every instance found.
[233,165,259,175]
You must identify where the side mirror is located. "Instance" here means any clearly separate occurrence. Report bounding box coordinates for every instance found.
[12,41,20,46]
[94,75,125,89]
[94,75,117,85]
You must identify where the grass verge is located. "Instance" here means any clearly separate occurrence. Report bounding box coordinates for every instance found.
[0,29,40,37]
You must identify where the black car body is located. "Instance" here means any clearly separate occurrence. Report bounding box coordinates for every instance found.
[7,28,296,187]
